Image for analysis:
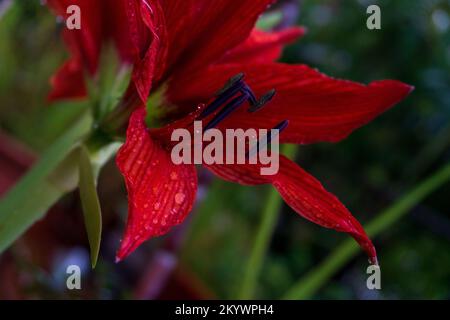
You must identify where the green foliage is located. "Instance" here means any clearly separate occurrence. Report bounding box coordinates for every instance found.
[78,145,103,268]
[0,112,92,253]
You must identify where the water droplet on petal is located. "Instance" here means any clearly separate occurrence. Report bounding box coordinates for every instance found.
[175,193,186,205]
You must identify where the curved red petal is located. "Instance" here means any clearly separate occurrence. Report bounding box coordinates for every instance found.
[168,63,413,144]
[125,0,167,102]
[157,0,275,82]
[272,156,377,264]
[105,0,136,63]
[46,0,102,101]
[47,0,102,74]
[205,157,377,264]
[219,27,305,64]
[116,108,197,261]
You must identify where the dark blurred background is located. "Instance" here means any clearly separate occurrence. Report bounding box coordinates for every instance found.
[0,0,449,299]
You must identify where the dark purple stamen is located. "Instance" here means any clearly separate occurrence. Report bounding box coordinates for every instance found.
[198,73,278,129]
[204,94,249,131]
[199,83,244,120]
[216,73,245,96]
[262,120,290,147]
[273,119,289,133]
[246,120,289,159]
[241,86,258,105]
[248,89,277,113]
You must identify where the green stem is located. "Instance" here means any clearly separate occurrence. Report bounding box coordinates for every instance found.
[282,161,450,300]
[238,144,297,299]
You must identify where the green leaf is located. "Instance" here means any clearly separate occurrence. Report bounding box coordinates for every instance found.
[0,112,92,253]
[78,145,103,268]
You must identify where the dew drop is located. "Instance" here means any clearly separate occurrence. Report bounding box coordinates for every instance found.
[170,172,178,180]
[175,193,186,205]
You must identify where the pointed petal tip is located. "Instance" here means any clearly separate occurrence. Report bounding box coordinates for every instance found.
[376,79,415,97]
[115,237,140,263]
[396,81,415,95]
[115,235,139,263]
[115,247,131,264]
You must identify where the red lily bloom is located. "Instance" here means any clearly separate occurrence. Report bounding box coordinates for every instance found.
[47,1,413,264]
[112,1,412,263]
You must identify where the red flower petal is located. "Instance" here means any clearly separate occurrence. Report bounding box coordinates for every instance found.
[168,63,413,144]
[48,58,86,102]
[46,0,103,101]
[47,0,102,75]
[206,156,377,264]
[116,108,197,261]
[218,27,305,64]
[125,0,167,102]
[157,0,275,82]
[104,0,136,63]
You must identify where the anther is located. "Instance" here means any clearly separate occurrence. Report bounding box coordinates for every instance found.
[248,89,276,113]
[199,73,245,120]
[198,74,278,130]
[263,119,290,146]
[273,119,289,134]
[215,73,245,96]
[204,94,248,131]
[246,120,289,159]
[241,85,258,105]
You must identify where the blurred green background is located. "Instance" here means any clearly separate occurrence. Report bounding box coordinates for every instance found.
[0,0,449,299]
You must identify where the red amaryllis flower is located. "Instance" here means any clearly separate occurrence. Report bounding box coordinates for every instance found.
[111,1,413,263]
[46,0,164,102]
[47,0,412,264]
